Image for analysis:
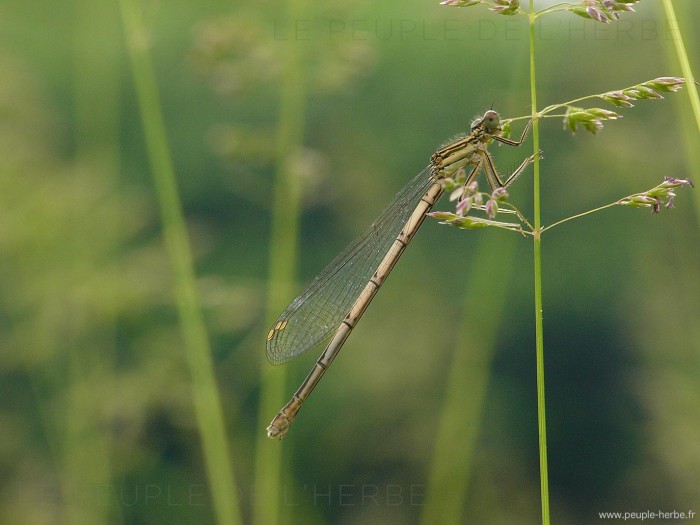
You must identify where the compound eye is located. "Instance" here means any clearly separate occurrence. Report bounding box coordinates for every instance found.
[483,110,500,130]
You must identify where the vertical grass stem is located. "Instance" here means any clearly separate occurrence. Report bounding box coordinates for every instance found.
[119,2,241,524]
[529,3,550,524]
[661,0,700,229]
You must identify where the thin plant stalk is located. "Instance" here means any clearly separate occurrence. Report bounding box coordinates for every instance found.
[119,2,241,524]
[662,0,700,132]
[528,2,551,524]
[661,0,700,229]
[421,233,517,525]
[252,0,307,522]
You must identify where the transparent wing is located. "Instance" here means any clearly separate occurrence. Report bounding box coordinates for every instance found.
[266,166,437,364]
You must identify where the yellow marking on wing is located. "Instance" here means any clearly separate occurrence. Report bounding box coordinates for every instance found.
[267,320,288,342]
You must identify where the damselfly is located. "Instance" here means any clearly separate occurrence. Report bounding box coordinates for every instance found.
[266,110,537,439]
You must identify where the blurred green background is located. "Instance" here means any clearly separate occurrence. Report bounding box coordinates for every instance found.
[1,1,698,524]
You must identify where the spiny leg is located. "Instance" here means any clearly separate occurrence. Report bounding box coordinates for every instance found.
[482,152,502,190]
[482,116,539,190]
[453,161,484,213]
[493,117,534,147]
[483,149,541,190]
[501,150,542,188]
[464,159,483,186]
[450,160,484,199]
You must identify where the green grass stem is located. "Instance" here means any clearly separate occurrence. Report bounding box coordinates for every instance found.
[119,2,241,524]
[529,3,550,524]
[661,1,700,132]
[661,0,700,230]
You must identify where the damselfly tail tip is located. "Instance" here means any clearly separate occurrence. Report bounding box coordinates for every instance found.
[267,398,302,439]
[266,425,283,440]
[267,415,291,440]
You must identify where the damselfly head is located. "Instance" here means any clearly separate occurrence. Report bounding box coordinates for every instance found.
[470,110,501,132]
[481,110,501,132]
